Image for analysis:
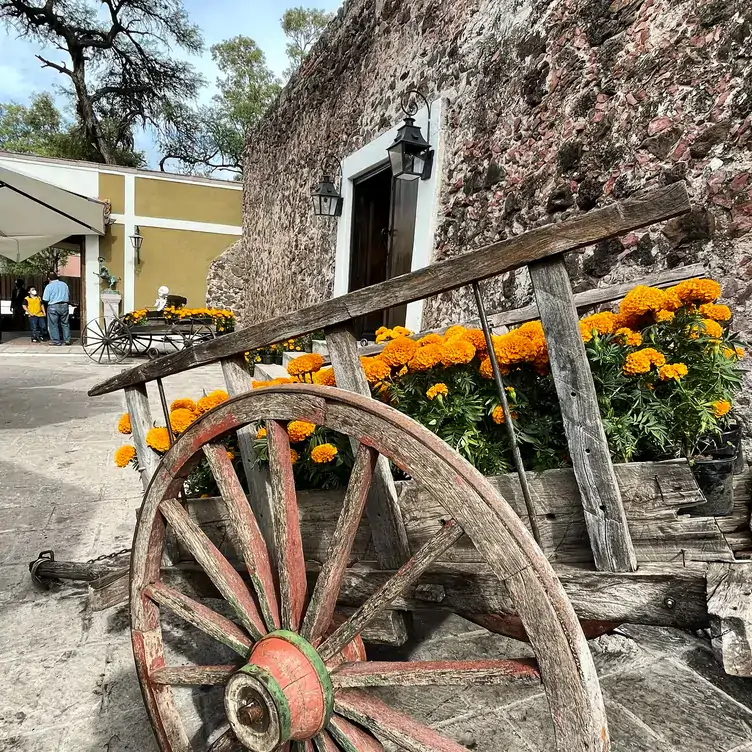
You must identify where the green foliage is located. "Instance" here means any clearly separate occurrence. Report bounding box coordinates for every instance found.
[0,247,73,276]
[281,6,334,77]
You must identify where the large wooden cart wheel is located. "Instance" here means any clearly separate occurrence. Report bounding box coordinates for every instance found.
[82,318,132,364]
[131,385,608,752]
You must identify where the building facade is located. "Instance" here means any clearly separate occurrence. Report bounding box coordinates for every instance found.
[0,152,242,324]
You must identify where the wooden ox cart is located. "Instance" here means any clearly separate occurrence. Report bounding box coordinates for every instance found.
[38,181,752,751]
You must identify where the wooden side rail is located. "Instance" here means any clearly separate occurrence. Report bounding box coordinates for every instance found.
[88,182,690,397]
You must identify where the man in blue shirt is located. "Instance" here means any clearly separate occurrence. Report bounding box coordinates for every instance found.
[42,272,71,346]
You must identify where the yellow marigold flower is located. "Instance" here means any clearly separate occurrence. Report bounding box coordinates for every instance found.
[426,383,448,400]
[256,427,267,439]
[655,310,675,323]
[675,278,721,304]
[146,427,171,453]
[381,336,419,367]
[689,319,723,340]
[658,363,688,381]
[375,326,390,337]
[417,333,443,347]
[580,311,617,336]
[479,356,494,379]
[290,449,300,464]
[492,332,536,365]
[643,348,666,367]
[375,328,394,344]
[491,405,506,424]
[444,325,468,341]
[516,320,546,341]
[623,347,665,375]
[170,398,197,413]
[699,303,731,321]
[397,365,408,376]
[114,445,136,468]
[614,328,642,346]
[736,346,746,359]
[311,443,338,463]
[613,312,641,330]
[287,420,316,443]
[169,408,196,434]
[287,353,324,377]
[312,367,336,386]
[408,343,444,371]
[392,325,413,337]
[464,328,488,352]
[662,287,683,312]
[360,356,392,384]
[197,389,230,413]
[713,400,732,417]
[440,339,476,366]
[620,286,667,318]
[118,412,132,435]
[227,450,235,461]
[579,321,593,343]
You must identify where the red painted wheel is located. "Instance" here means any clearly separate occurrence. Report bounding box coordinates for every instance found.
[130,385,608,751]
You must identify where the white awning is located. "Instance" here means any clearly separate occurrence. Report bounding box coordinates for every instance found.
[0,164,106,262]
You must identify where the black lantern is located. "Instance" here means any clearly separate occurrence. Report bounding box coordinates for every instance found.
[312,156,343,218]
[387,90,433,181]
[130,225,144,264]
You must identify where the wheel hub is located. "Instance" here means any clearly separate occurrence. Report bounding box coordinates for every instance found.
[224,630,334,751]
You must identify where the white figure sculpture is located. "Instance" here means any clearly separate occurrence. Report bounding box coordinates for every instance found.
[154,285,170,311]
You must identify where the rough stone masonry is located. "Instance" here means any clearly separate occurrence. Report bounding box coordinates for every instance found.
[207,0,752,415]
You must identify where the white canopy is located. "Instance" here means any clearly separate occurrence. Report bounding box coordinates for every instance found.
[0,164,106,262]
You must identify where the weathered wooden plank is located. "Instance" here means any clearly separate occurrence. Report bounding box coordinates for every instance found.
[327,715,384,752]
[330,659,540,687]
[150,665,236,686]
[318,521,464,660]
[707,562,752,677]
[124,384,160,491]
[89,183,690,396]
[220,355,275,556]
[530,257,636,573]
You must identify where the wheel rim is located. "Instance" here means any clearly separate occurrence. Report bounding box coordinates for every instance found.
[82,319,131,364]
[130,385,608,752]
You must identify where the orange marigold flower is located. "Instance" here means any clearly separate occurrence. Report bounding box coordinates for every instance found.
[391,325,413,337]
[440,339,476,366]
[114,445,136,468]
[290,449,300,464]
[689,319,723,339]
[170,398,197,413]
[580,311,618,336]
[312,367,336,386]
[444,325,468,340]
[311,443,338,463]
[655,310,675,323]
[287,420,316,443]
[579,321,594,343]
[464,328,488,352]
[426,383,448,400]
[623,347,665,375]
[360,356,392,384]
[736,346,746,359]
[675,278,721,304]
[699,303,731,321]
[146,427,171,453]
[256,427,267,439]
[516,320,545,341]
[662,287,683,312]
[416,333,443,347]
[712,400,732,417]
[227,450,235,461]
[614,328,642,346]
[287,353,324,376]
[375,328,394,344]
[658,363,688,381]
[117,412,132,435]
[491,405,506,424]
[492,332,536,365]
[381,336,419,367]
[408,343,444,372]
[397,365,408,376]
[620,286,667,318]
[643,348,666,367]
[197,389,230,413]
[613,312,642,330]
[169,408,196,434]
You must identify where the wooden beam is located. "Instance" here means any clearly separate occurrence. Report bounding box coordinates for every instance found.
[707,562,752,677]
[530,257,636,573]
[89,183,690,396]
[124,384,160,491]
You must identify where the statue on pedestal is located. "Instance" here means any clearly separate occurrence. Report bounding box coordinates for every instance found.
[154,285,170,311]
[95,257,120,291]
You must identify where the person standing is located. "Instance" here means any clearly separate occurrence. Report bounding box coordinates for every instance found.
[42,272,71,346]
[10,278,27,330]
[22,286,46,342]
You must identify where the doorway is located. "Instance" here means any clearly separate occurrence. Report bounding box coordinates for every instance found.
[348,165,419,340]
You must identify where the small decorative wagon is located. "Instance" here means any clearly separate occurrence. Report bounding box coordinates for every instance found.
[75,182,752,751]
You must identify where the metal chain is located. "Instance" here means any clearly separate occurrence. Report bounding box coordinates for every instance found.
[86,548,131,564]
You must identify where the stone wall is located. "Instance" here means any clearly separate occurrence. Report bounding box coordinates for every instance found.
[208,0,752,408]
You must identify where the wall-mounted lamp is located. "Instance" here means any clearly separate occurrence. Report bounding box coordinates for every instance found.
[387,89,433,181]
[130,226,143,264]
[311,156,343,218]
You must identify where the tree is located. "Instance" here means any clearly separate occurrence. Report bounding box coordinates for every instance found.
[0,0,204,165]
[0,247,72,276]
[281,6,333,77]
[0,92,144,165]
[158,36,280,176]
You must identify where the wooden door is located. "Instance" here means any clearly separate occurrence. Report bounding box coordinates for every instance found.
[385,179,419,329]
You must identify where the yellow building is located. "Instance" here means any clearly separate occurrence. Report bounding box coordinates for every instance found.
[0,151,242,323]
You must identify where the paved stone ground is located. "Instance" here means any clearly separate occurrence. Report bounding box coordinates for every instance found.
[1,356,752,751]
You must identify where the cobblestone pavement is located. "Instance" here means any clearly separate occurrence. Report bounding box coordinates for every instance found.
[1,357,752,751]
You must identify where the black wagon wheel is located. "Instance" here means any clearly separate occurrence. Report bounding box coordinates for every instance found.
[82,318,133,364]
[130,384,608,752]
[180,317,217,349]
[130,329,154,357]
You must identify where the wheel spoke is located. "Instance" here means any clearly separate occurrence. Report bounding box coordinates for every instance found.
[144,581,252,657]
[150,665,236,686]
[328,715,384,752]
[335,690,469,752]
[159,498,266,639]
[318,521,464,661]
[302,443,377,643]
[331,659,540,687]
[313,732,340,752]
[204,443,281,631]
[290,742,316,752]
[267,420,307,631]
[208,729,242,752]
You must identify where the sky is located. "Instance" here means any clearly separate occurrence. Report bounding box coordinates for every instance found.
[0,0,343,169]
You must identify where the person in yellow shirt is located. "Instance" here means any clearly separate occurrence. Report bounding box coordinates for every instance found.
[23,287,47,342]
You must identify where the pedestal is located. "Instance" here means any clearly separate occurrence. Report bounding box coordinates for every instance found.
[101,291,122,329]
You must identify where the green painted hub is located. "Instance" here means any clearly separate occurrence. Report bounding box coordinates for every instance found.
[235,663,292,743]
